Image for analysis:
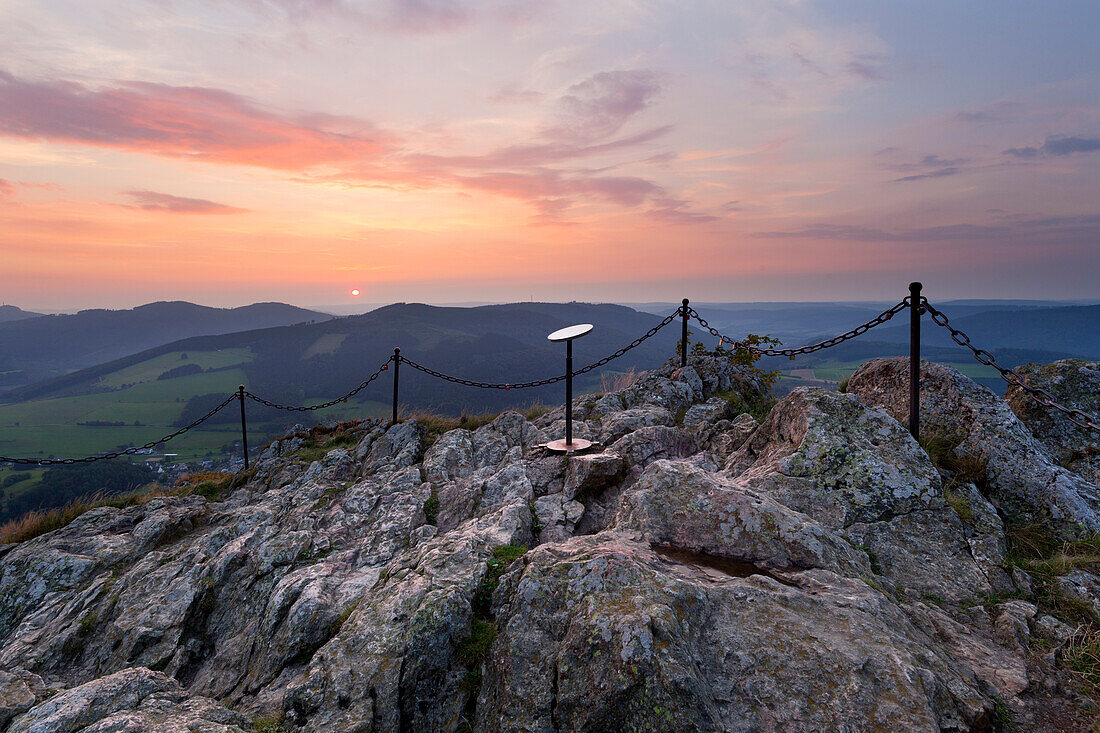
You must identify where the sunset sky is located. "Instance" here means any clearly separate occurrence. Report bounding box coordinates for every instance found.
[2,1,1099,310]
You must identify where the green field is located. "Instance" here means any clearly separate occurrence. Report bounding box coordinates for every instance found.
[0,467,43,499]
[785,360,1000,383]
[0,345,399,462]
[0,368,250,427]
[98,348,252,388]
[0,349,257,462]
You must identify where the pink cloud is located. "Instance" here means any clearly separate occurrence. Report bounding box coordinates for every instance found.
[0,71,391,170]
[0,178,15,197]
[0,69,710,224]
[236,0,545,35]
[547,70,664,143]
[119,190,248,214]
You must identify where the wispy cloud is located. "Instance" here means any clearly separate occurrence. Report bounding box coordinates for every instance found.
[231,0,544,35]
[758,214,1100,243]
[0,178,15,198]
[886,153,971,183]
[0,69,691,221]
[892,167,961,183]
[489,85,545,105]
[645,198,719,225]
[120,190,248,214]
[545,70,664,143]
[1004,134,1100,158]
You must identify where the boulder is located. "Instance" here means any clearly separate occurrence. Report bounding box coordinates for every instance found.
[6,667,248,733]
[849,357,1100,537]
[477,537,994,732]
[1006,359,1100,484]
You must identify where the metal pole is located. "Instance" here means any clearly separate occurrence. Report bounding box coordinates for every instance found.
[392,348,400,425]
[565,340,573,445]
[681,298,690,367]
[909,282,922,440]
[237,385,249,470]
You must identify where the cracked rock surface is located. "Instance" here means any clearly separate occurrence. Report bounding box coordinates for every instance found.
[2,354,1100,731]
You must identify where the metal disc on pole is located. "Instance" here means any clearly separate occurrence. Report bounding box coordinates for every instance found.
[548,323,593,342]
[543,323,597,453]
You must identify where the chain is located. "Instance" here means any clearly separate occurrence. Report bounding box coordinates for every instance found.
[0,393,238,466]
[245,357,393,411]
[922,298,1100,431]
[689,301,909,358]
[399,310,681,389]
[575,310,680,375]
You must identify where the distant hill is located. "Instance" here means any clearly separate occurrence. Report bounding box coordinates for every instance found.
[0,301,330,391]
[0,305,43,323]
[2,302,681,417]
[866,304,1100,359]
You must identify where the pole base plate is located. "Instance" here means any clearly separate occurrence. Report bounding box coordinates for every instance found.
[542,438,596,453]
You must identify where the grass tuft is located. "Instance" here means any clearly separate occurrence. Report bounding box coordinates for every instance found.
[296,430,361,463]
[472,544,527,617]
[944,489,975,525]
[423,495,441,525]
[173,470,237,500]
[1064,627,1100,688]
[0,468,253,545]
[600,368,640,394]
[712,389,776,423]
[456,618,497,669]
[410,404,547,451]
[252,711,289,732]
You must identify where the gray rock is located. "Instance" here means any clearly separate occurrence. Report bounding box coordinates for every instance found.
[616,459,869,576]
[682,396,730,426]
[3,351,1098,731]
[849,357,1100,537]
[1033,614,1075,645]
[0,668,47,729]
[1006,359,1100,484]
[478,537,994,732]
[6,667,248,733]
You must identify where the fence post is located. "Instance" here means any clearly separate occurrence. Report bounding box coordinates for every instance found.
[681,298,690,367]
[391,348,401,424]
[565,339,574,445]
[909,282,922,440]
[237,385,249,470]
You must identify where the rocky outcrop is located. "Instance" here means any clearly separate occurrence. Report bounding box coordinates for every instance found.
[1006,359,1100,484]
[4,668,248,732]
[2,353,1099,731]
[849,357,1100,537]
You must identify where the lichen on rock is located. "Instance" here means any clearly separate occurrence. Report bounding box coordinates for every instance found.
[1,352,1099,730]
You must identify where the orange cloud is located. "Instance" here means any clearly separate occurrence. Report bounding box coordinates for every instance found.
[0,70,714,224]
[0,70,391,170]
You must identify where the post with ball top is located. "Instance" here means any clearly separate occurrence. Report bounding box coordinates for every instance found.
[544,323,595,453]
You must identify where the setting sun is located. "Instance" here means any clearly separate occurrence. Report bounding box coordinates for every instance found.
[350,289,360,297]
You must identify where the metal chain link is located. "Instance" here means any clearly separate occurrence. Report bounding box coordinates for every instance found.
[399,310,681,389]
[689,300,909,358]
[245,357,393,411]
[0,393,238,466]
[922,298,1100,431]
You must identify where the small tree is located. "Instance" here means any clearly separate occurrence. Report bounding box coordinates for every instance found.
[714,334,783,390]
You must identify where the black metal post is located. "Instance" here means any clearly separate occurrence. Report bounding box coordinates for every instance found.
[565,340,573,445]
[237,385,249,470]
[392,348,401,424]
[909,282,922,440]
[681,298,689,367]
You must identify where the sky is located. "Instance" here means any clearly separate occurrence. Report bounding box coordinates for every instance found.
[1,0,1099,311]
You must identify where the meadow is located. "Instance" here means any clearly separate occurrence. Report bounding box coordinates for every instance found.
[0,348,388,463]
